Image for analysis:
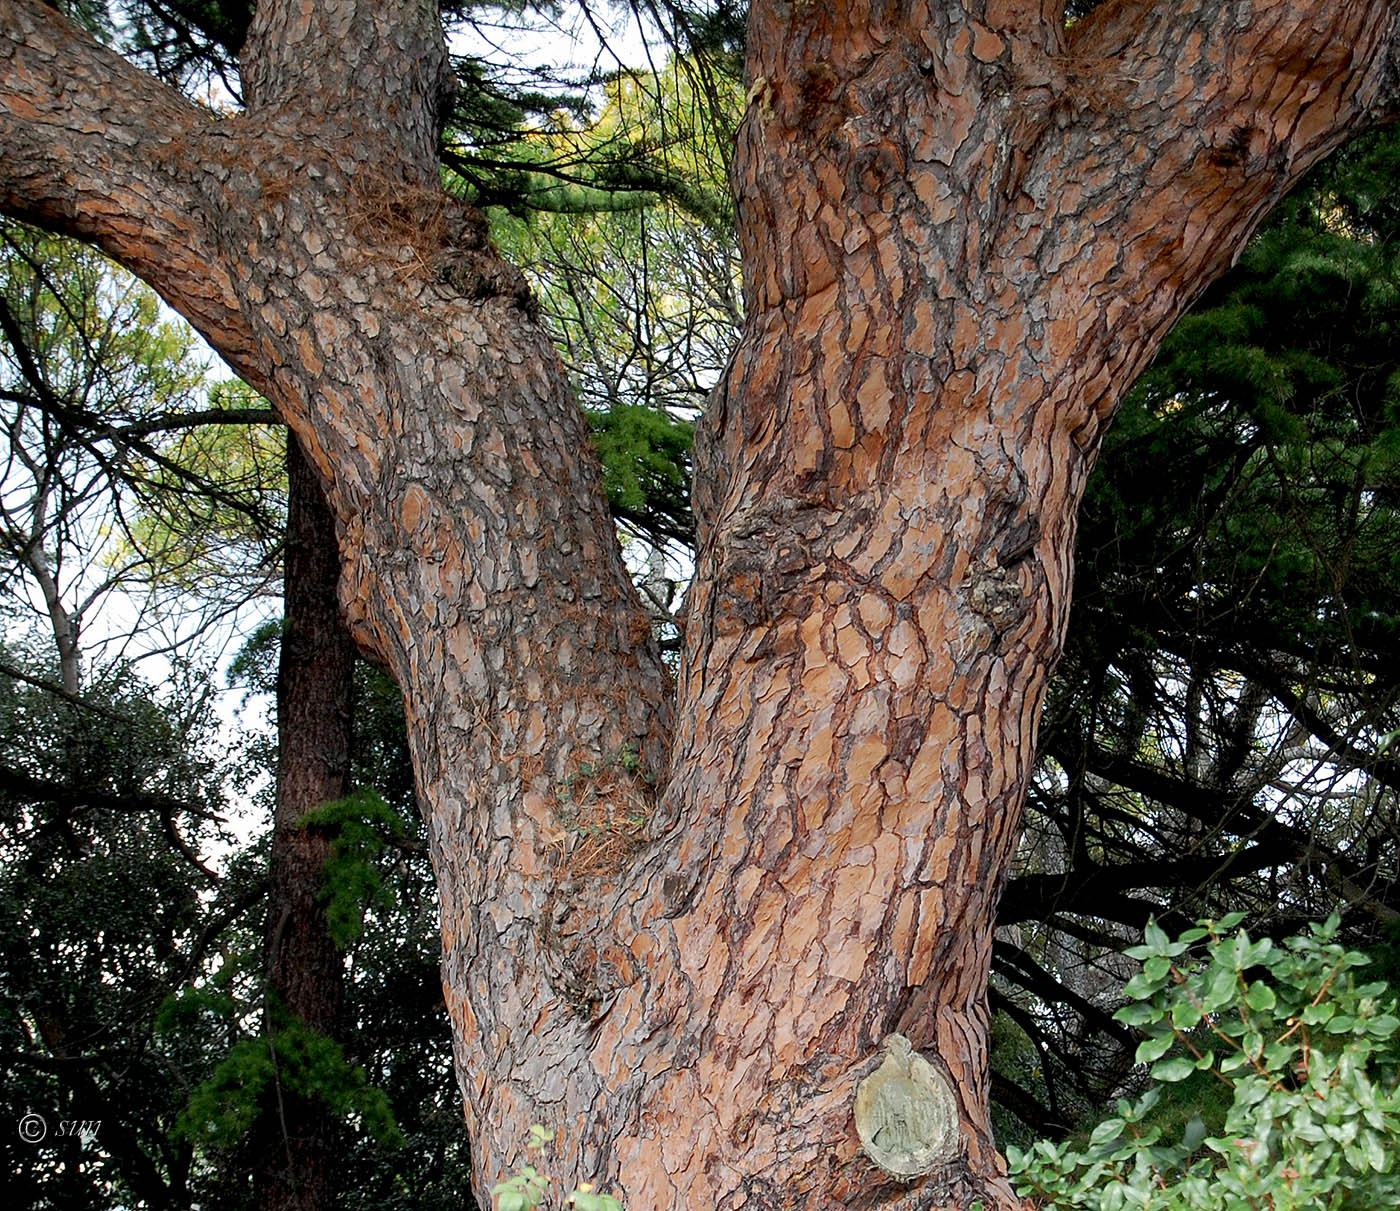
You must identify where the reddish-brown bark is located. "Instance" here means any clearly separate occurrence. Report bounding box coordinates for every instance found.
[2,1,1398,1207]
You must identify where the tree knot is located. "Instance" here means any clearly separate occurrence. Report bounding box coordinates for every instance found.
[853,1033,960,1179]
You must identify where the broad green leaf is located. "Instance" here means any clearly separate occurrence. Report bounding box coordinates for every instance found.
[1150,1056,1198,1082]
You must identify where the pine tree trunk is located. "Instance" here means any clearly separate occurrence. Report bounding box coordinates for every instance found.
[2,1,1399,1207]
[255,442,356,1211]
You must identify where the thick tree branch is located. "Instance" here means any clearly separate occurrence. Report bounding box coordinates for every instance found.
[1026,0,1400,446]
[0,0,253,369]
[241,0,452,182]
[999,837,1297,927]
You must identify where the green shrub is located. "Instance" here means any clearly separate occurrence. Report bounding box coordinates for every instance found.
[1009,914,1400,1209]
[492,1125,624,1211]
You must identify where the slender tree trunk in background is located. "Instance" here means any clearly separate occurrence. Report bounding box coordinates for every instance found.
[2,1,1399,1207]
[255,441,356,1211]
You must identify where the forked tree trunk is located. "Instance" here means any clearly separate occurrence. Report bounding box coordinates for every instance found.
[254,442,357,1211]
[2,1,1398,1207]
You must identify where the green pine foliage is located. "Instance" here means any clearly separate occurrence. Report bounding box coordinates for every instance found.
[179,1012,403,1156]
[587,402,695,547]
[298,789,407,950]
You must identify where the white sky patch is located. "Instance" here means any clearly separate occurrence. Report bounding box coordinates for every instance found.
[454,4,658,72]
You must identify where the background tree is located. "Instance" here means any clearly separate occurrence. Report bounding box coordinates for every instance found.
[248,442,357,1211]
[0,660,243,1210]
[0,210,273,1209]
[216,630,477,1211]
[0,221,279,691]
[0,223,470,1210]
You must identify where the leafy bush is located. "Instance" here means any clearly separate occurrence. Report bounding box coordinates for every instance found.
[492,1125,624,1211]
[1009,914,1400,1209]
